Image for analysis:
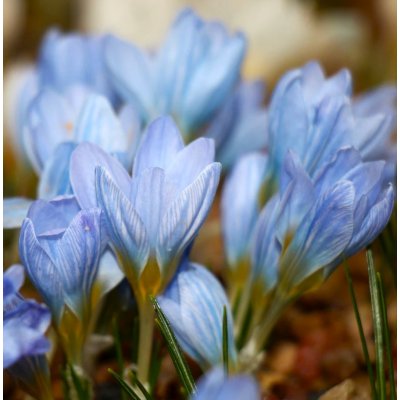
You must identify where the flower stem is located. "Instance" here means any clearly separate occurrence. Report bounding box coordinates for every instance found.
[137,296,155,386]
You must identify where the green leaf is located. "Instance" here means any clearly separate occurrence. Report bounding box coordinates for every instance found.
[150,296,196,396]
[68,364,91,400]
[377,273,396,400]
[366,250,386,400]
[130,370,154,400]
[108,369,141,400]
[222,306,229,375]
[343,261,377,400]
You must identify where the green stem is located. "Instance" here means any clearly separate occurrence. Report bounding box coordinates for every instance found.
[343,262,377,400]
[367,251,386,400]
[137,297,155,386]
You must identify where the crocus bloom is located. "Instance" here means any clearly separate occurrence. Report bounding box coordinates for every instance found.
[3,89,140,230]
[105,8,246,136]
[4,265,53,399]
[221,153,267,286]
[24,89,139,197]
[13,31,118,164]
[70,115,221,299]
[207,80,268,168]
[266,61,397,187]
[252,148,394,298]
[158,261,237,369]
[192,367,260,400]
[38,29,115,101]
[19,196,104,323]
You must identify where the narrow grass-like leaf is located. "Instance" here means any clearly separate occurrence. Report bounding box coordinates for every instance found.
[343,262,377,400]
[69,364,91,400]
[61,366,72,400]
[112,317,127,400]
[130,370,154,400]
[366,250,386,400]
[222,306,229,375]
[377,274,396,400]
[150,296,196,396]
[108,369,141,400]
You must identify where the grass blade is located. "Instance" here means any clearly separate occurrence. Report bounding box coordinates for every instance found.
[68,364,91,400]
[222,306,229,375]
[377,273,396,400]
[130,370,154,400]
[366,250,386,400]
[150,296,196,396]
[343,262,377,400]
[108,369,141,400]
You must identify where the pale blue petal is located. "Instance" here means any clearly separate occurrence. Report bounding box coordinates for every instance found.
[95,166,150,275]
[131,168,175,248]
[4,265,25,305]
[38,142,76,199]
[104,35,153,118]
[166,138,216,192]
[132,116,184,176]
[4,322,50,369]
[19,219,64,321]
[222,153,266,267]
[27,196,80,236]
[276,151,315,243]
[193,367,260,400]
[74,94,127,152]
[70,142,131,209]
[24,89,75,171]
[96,250,125,297]
[157,163,221,269]
[281,180,355,286]
[346,184,394,256]
[314,147,362,195]
[3,197,33,229]
[302,96,350,176]
[179,33,246,131]
[251,196,281,291]
[159,262,236,369]
[54,208,103,316]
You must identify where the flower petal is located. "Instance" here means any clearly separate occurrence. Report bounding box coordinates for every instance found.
[3,197,33,229]
[19,219,64,321]
[38,142,76,199]
[70,142,131,209]
[95,166,149,276]
[157,163,221,272]
[74,94,127,152]
[132,116,184,176]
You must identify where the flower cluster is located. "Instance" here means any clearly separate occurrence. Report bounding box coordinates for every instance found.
[3,6,396,400]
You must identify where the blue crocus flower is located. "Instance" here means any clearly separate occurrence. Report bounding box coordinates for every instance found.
[221,152,267,290]
[3,265,53,399]
[192,367,260,400]
[70,115,221,299]
[266,61,396,188]
[252,148,394,297]
[3,89,140,230]
[13,31,118,163]
[24,88,140,187]
[238,148,394,359]
[19,196,104,323]
[207,80,268,169]
[38,29,116,101]
[158,261,237,370]
[105,8,246,136]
